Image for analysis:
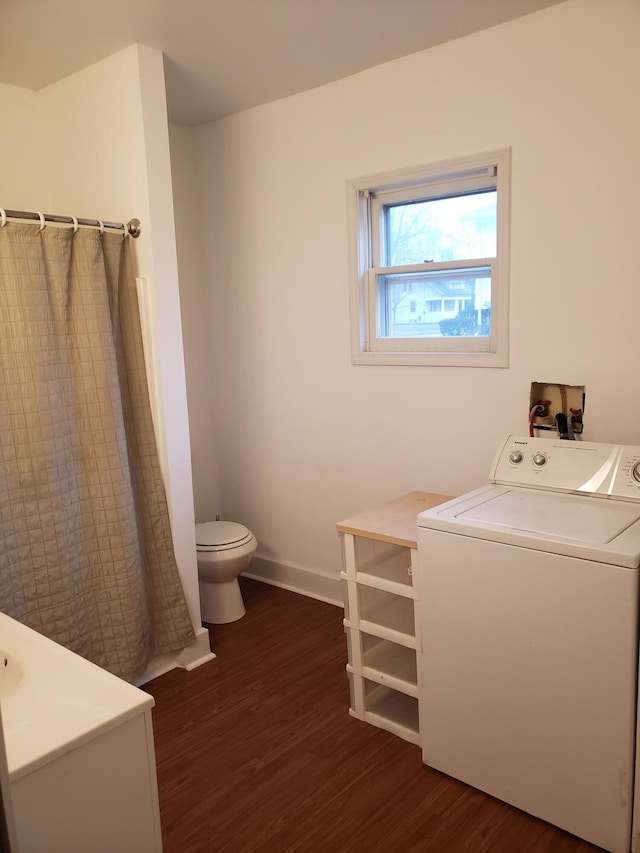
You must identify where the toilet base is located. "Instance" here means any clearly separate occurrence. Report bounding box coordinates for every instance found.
[199,577,246,624]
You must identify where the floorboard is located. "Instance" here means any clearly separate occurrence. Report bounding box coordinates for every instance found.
[146,578,604,853]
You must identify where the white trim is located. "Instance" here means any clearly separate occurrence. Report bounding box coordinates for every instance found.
[350,349,508,368]
[347,187,370,356]
[244,556,342,607]
[133,627,215,686]
[177,627,216,670]
[349,149,506,197]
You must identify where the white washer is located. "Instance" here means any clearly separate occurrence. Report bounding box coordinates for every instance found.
[417,435,640,853]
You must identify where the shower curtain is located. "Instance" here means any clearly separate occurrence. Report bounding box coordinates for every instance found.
[0,222,195,681]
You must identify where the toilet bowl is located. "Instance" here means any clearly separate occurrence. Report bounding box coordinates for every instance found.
[195,520,257,624]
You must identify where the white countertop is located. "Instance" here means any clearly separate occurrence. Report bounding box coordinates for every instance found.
[0,612,154,780]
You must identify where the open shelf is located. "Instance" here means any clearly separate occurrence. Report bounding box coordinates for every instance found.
[363,680,420,744]
[358,585,415,640]
[362,634,418,695]
[353,538,413,588]
[344,626,418,692]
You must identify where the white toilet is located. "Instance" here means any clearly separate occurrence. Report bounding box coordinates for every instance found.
[195,520,257,624]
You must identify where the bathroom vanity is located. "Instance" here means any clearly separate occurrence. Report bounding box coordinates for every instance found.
[0,612,163,853]
[337,491,452,745]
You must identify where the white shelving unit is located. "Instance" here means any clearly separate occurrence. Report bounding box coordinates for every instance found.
[337,491,451,746]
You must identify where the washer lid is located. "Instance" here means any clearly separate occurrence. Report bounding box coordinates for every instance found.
[459,489,640,544]
[418,485,640,567]
[196,521,252,547]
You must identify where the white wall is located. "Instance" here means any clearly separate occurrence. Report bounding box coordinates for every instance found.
[173,0,640,602]
[169,123,222,521]
[0,85,48,208]
[1,46,209,674]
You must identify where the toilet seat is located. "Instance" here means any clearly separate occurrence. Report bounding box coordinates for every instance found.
[196,521,254,552]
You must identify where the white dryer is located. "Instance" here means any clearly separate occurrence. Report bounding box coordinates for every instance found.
[416,435,640,853]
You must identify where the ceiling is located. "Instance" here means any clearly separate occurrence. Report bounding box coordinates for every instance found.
[1,0,565,126]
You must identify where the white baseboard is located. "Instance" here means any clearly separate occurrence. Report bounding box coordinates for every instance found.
[178,626,216,670]
[134,626,215,686]
[243,556,342,607]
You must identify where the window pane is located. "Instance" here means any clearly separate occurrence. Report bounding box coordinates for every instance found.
[385,190,496,265]
[377,267,491,339]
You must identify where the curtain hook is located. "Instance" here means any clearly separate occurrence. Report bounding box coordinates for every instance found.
[122,222,129,240]
[98,220,104,235]
[71,216,79,234]
[0,209,6,228]
[37,212,45,231]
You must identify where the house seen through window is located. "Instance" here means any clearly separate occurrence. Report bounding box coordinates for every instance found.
[347,149,510,367]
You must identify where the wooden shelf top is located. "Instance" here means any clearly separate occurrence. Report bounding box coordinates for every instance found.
[336,491,454,548]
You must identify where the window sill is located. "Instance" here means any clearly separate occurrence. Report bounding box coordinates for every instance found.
[351,349,509,368]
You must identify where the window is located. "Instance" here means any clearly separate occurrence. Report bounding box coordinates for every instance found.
[347,149,510,366]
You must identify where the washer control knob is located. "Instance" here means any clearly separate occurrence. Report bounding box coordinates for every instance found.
[631,462,640,484]
[509,451,524,464]
[532,453,547,467]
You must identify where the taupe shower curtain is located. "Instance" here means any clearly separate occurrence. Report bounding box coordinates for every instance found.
[0,223,195,681]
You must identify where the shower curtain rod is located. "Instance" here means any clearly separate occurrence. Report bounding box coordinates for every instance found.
[0,208,141,238]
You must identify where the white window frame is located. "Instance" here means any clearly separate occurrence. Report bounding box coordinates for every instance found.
[347,148,511,367]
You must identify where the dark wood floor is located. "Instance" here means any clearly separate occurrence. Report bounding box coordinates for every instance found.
[146,578,603,853]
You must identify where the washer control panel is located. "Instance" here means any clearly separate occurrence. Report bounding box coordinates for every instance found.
[492,435,640,499]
